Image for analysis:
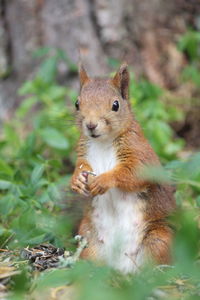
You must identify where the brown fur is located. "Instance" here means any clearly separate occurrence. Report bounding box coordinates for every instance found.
[71,63,175,268]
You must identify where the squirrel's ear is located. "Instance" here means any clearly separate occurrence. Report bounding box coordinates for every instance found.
[112,63,129,100]
[79,63,89,88]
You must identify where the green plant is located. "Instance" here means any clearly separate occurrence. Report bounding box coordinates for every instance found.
[130,75,184,161]
[178,29,200,87]
[0,49,199,299]
[0,48,79,249]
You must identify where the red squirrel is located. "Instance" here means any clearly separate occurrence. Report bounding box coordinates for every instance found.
[71,63,175,273]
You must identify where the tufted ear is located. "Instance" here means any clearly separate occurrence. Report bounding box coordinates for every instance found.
[112,63,129,100]
[79,63,89,88]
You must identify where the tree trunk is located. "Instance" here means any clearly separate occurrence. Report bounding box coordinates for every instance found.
[0,0,200,121]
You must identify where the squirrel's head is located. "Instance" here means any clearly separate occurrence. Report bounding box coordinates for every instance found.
[75,63,132,140]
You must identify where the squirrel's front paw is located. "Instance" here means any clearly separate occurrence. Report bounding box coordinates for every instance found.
[89,174,113,197]
[71,173,90,197]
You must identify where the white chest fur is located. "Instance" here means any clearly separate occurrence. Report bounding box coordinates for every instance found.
[86,139,145,274]
[87,139,116,175]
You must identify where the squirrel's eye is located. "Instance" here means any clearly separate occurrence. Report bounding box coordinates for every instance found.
[75,100,79,110]
[112,100,119,112]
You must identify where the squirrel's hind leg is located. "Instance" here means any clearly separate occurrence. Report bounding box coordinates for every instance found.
[143,223,173,265]
[78,216,99,261]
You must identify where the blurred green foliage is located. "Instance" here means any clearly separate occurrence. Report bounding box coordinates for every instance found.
[130,77,184,161]
[0,46,200,299]
[0,49,79,250]
[178,29,200,87]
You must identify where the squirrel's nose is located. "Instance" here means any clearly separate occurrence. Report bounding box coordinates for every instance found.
[86,122,97,131]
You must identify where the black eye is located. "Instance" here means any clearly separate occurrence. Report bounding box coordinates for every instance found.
[75,100,79,110]
[112,100,119,112]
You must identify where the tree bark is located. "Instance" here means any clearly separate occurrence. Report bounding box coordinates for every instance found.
[0,0,200,121]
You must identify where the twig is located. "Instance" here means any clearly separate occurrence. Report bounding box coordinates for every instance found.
[58,235,87,268]
[0,233,15,249]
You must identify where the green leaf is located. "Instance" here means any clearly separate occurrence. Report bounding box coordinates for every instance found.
[16,96,37,118]
[165,141,183,155]
[0,180,12,190]
[38,57,57,83]
[139,166,170,183]
[4,124,21,149]
[31,164,45,185]
[27,233,47,245]
[196,195,200,208]
[40,127,69,150]
[18,80,35,95]
[47,184,61,202]
[178,30,200,61]
[35,269,70,289]
[38,191,51,204]
[32,46,51,58]
[0,226,6,235]
[0,159,13,176]
[0,195,17,215]
[48,85,67,100]
[182,65,200,86]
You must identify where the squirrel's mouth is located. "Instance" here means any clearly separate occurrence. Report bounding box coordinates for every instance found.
[91,134,100,138]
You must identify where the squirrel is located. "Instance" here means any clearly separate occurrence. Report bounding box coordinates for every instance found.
[71,63,175,274]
